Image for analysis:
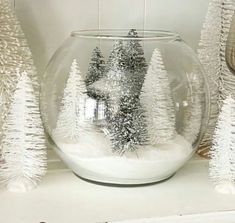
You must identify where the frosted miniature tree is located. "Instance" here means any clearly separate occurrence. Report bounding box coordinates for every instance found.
[85,47,106,122]
[85,47,106,99]
[105,41,147,152]
[209,95,235,194]
[182,70,203,143]
[105,41,128,114]
[0,73,46,193]
[197,0,221,154]
[91,40,128,113]
[53,59,91,143]
[197,0,235,156]
[141,48,176,145]
[106,40,128,73]
[91,40,148,153]
[125,29,148,96]
[107,95,148,154]
[0,0,39,139]
[219,0,235,103]
[93,38,145,113]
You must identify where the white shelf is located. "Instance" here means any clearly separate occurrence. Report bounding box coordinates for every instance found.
[1,156,235,223]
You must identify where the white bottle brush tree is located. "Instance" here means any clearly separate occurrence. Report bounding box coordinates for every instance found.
[54,59,91,143]
[0,0,39,136]
[209,95,235,194]
[197,0,235,156]
[182,68,204,143]
[0,0,40,174]
[141,48,176,145]
[0,71,46,193]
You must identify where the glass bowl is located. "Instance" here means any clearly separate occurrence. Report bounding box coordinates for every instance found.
[41,29,209,185]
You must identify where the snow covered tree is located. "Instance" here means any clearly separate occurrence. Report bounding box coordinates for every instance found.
[53,59,91,143]
[104,29,148,153]
[91,40,148,153]
[91,40,128,113]
[125,29,147,96]
[209,95,235,194]
[0,73,46,193]
[197,0,235,157]
[197,0,222,155]
[0,0,39,126]
[0,0,40,165]
[141,48,176,145]
[85,47,105,86]
[106,95,148,154]
[182,69,204,144]
[85,47,106,99]
[106,39,128,73]
[105,41,147,153]
[85,47,106,122]
[219,0,235,100]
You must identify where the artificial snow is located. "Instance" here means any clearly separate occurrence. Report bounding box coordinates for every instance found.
[53,131,193,182]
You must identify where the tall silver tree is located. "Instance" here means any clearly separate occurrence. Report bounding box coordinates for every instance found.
[85,47,106,99]
[92,40,148,153]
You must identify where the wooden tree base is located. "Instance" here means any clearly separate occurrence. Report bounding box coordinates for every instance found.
[197,145,211,159]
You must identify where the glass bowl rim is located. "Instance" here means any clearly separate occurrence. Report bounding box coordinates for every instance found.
[70,29,181,41]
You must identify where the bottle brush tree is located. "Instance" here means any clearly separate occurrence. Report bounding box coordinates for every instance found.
[209,95,235,194]
[0,72,46,193]
[85,47,106,100]
[125,29,148,97]
[54,59,92,143]
[141,48,176,145]
[197,0,235,157]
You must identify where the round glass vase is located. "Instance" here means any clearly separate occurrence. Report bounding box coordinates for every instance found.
[41,29,209,185]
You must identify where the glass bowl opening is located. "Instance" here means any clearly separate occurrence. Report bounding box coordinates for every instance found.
[71,29,181,41]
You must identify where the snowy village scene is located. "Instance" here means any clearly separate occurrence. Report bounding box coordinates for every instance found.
[50,29,204,182]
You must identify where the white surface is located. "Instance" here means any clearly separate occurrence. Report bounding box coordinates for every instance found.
[1,157,235,223]
[215,182,235,194]
[112,211,235,223]
[7,177,37,193]
[14,0,209,75]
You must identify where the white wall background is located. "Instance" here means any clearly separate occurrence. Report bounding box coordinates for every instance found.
[14,0,209,76]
